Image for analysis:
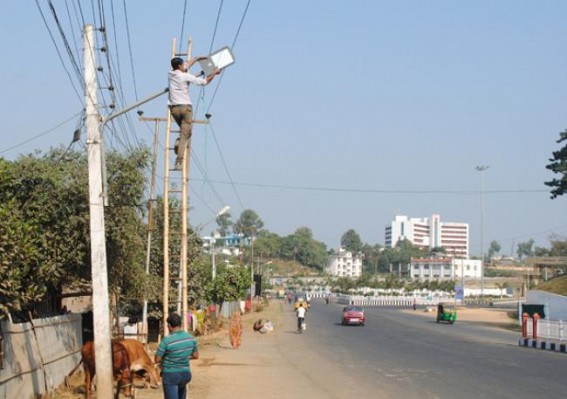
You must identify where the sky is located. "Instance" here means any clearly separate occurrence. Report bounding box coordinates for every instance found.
[1,1,567,257]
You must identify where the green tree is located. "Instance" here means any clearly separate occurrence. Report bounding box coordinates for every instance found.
[548,234,567,256]
[104,148,154,309]
[545,129,567,199]
[341,229,363,253]
[253,230,282,259]
[234,209,264,237]
[517,239,535,260]
[487,240,502,260]
[280,228,328,270]
[361,243,383,274]
[430,246,446,256]
[209,266,251,304]
[216,211,233,237]
[0,150,91,318]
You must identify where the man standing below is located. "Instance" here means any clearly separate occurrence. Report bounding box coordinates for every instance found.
[155,313,199,399]
[168,57,220,170]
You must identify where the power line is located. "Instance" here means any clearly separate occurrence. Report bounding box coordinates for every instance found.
[205,0,252,113]
[208,0,224,53]
[178,0,189,53]
[0,110,83,156]
[207,120,245,208]
[121,0,139,101]
[191,178,550,196]
[34,0,83,102]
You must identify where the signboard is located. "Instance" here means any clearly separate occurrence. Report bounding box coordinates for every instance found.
[454,285,464,301]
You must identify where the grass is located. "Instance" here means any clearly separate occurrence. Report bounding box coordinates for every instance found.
[535,275,567,296]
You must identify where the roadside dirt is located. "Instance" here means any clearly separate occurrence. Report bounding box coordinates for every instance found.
[403,305,519,330]
[53,302,518,398]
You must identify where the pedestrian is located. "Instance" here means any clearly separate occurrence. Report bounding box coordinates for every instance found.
[168,56,220,170]
[296,303,306,332]
[154,313,199,399]
[229,311,242,349]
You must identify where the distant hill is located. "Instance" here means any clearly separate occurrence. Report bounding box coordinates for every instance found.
[269,259,322,277]
[536,276,567,296]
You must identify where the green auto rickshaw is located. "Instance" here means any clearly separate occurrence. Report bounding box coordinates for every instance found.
[436,303,457,324]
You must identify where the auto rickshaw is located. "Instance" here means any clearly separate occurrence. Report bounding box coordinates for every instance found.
[436,302,457,324]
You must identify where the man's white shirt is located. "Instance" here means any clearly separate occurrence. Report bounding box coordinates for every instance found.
[168,69,207,106]
[296,307,306,318]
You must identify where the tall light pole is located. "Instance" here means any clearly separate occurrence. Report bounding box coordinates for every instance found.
[210,205,231,281]
[476,165,489,297]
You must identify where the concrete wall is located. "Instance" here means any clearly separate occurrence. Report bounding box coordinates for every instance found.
[527,290,567,320]
[0,313,82,399]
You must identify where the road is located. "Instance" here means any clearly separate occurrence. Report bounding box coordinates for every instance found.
[280,300,566,399]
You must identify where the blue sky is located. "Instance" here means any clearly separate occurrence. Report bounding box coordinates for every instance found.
[1,1,567,256]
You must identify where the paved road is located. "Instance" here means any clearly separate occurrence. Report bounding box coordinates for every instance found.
[282,301,566,399]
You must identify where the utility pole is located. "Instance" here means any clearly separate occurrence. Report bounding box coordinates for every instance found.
[84,24,113,398]
[476,165,489,297]
[141,117,161,342]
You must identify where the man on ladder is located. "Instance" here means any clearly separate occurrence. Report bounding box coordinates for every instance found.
[168,56,220,170]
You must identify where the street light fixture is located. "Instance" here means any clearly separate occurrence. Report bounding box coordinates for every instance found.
[476,165,489,297]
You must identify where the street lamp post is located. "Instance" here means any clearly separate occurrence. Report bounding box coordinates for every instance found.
[476,165,489,297]
[209,205,230,281]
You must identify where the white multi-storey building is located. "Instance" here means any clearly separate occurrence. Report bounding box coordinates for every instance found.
[326,249,362,278]
[409,257,482,281]
[385,214,469,258]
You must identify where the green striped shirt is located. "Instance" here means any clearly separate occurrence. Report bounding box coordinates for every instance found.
[156,330,198,373]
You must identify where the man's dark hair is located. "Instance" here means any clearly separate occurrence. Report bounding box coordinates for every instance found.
[171,57,184,70]
[167,313,182,327]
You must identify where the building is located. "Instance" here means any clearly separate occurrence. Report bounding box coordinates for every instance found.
[326,249,362,278]
[410,257,482,281]
[385,214,469,258]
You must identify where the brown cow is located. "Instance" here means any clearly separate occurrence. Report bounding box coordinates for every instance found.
[118,339,161,388]
[81,340,133,398]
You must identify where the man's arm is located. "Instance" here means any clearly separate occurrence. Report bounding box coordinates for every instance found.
[205,68,221,84]
[190,350,199,360]
[187,56,207,68]
[154,354,162,365]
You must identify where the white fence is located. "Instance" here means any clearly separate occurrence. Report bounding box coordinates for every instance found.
[337,295,450,307]
[0,313,82,399]
[525,317,567,342]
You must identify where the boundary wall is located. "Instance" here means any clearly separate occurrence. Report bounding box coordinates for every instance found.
[0,313,82,399]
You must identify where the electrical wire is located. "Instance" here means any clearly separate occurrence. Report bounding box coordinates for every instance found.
[205,0,252,113]
[208,0,224,54]
[121,0,139,101]
[34,0,83,102]
[190,178,550,196]
[0,110,84,156]
[207,120,245,208]
[178,0,189,53]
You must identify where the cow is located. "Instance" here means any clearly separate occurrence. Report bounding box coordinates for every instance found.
[81,340,133,399]
[118,339,161,388]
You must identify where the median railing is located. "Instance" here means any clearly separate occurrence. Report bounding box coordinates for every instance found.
[336,295,451,307]
[522,313,567,342]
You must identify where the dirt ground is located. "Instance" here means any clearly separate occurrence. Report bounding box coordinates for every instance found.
[404,305,519,329]
[52,302,518,398]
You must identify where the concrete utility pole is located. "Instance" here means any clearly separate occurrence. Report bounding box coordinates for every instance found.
[476,165,489,297]
[84,24,113,398]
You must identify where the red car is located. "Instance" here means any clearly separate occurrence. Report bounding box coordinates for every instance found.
[341,306,365,326]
